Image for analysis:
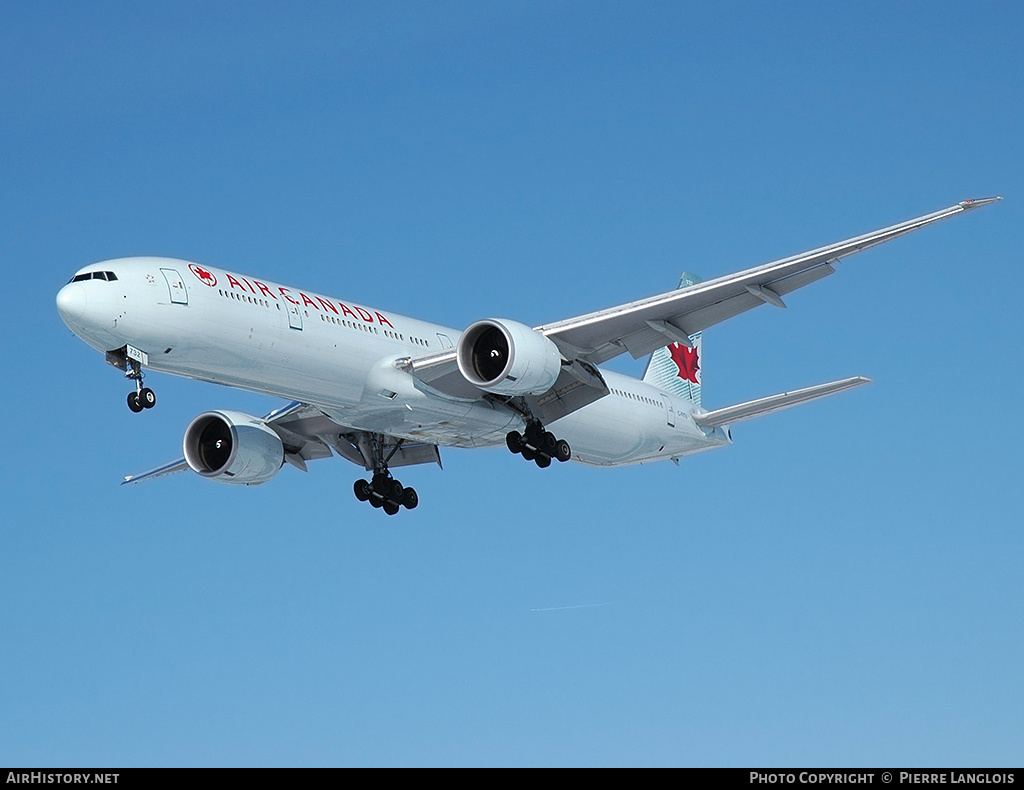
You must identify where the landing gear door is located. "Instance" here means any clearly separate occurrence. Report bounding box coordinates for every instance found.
[659,394,676,427]
[160,268,188,305]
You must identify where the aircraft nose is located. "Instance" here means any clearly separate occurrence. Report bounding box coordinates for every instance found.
[56,283,87,324]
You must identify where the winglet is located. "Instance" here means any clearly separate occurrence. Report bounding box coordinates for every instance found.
[959,197,1003,209]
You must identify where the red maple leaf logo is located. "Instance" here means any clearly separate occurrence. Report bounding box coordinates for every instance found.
[668,343,699,384]
[189,263,216,286]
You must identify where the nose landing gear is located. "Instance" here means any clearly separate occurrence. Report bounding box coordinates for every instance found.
[125,357,156,412]
[506,423,571,467]
[127,387,156,412]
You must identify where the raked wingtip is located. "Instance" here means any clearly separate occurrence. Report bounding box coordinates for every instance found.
[959,196,1003,209]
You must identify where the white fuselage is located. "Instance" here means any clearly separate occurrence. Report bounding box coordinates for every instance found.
[56,257,730,466]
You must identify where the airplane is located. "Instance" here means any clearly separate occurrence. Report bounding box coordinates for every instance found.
[55,198,1000,515]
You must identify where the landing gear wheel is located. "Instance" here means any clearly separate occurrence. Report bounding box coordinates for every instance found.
[516,422,568,467]
[139,387,156,409]
[354,435,426,514]
[127,391,144,413]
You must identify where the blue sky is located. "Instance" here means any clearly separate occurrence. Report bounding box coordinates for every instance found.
[2,1,1021,767]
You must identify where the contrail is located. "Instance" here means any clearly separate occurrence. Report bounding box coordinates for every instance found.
[530,602,612,612]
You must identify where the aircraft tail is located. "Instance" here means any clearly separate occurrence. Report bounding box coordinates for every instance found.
[642,273,703,407]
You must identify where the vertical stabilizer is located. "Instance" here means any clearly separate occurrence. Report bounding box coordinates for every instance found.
[642,273,703,406]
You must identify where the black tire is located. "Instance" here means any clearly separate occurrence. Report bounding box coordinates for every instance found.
[542,431,557,453]
[506,431,523,454]
[139,387,156,409]
[522,448,536,462]
[383,501,400,516]
[353,479,371,502]
[370,496,383,508]
[535,454,551,468]
[554,439,571,462]
[402,487,419,509]
[389,479,405,501]
[372,475,389,495]
[127,392,143,412]
[524,423,543,447]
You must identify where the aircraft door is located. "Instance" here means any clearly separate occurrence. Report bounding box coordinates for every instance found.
[436,333,453,349]
[659,394,676,427]
[160,268,188,305]
[286,302,302,329]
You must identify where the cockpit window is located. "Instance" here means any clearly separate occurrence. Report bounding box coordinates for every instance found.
[68,270,118,283]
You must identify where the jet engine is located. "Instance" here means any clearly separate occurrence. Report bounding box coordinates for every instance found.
[457,319,562,396]
[183,410,284,485]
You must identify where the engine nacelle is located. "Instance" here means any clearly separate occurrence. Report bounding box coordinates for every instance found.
[183,410,284,485]
[457,319,562,396]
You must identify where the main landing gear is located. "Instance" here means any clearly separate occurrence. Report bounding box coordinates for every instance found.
[506,423,571,468]
[125,358,156,413]
[350,435,419,516]
[353,473,419,516]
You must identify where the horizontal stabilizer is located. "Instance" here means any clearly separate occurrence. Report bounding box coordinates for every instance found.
[692,376,870,428]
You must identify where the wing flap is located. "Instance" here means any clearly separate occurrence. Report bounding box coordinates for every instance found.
[395,350,483,400]
[262,401,337,461]
[522,359,610,425]
[764,262,836,297]
[271,402,443,470]
[692,376,870,428]
[321,431,443,471]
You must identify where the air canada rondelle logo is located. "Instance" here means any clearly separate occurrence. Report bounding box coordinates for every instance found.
[189,263,217,287]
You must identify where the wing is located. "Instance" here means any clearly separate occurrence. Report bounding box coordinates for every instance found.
[121,457,190,485]
[401,198,999,403]
[537,198,1001,364]
[122,401,441,484]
